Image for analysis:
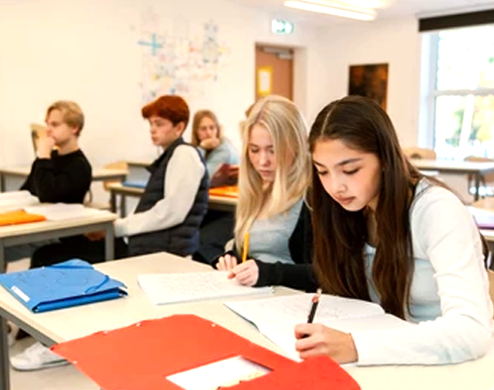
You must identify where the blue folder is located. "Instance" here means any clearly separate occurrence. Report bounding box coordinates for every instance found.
[0,259,127,313]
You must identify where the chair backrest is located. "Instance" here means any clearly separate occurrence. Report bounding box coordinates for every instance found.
[30,123,47,153]
[103,161,128,191]
[402,147,437,160]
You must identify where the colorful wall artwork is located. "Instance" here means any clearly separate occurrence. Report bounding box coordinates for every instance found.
[133,8,231,102]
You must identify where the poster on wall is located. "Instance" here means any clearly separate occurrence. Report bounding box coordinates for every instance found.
[257,66,273,97]
[348,63,389,110]
[133,8,231,103]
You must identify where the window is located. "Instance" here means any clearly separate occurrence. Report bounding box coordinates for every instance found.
[426,24,494,159]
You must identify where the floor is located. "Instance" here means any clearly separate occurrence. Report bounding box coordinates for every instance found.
[7,259,98,390]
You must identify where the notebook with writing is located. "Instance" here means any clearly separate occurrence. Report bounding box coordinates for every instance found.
[137,271,272,305]
[226,293,411,361]
[0,259,127,312]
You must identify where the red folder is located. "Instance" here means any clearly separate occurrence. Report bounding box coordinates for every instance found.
[52,314,360,390]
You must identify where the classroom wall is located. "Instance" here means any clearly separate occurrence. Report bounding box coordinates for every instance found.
[0,0,327,170]
[311,16,422,148]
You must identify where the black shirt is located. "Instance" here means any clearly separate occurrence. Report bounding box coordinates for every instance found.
[211,203,317,292]
[21,149,92,204]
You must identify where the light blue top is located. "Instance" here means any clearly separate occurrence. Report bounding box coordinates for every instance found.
[198,137,239,177]
[351,179,493,366]
[248,200,303,264]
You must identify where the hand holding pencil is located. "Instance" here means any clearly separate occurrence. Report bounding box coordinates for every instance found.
[294,289,359,364]
[216,232,259,286]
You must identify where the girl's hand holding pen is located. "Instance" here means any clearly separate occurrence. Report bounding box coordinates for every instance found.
[294,324,358,364]
[216,255,259,287]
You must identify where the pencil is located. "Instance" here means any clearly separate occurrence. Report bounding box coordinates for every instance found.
[241,232,249,263]
[307,288,322,323]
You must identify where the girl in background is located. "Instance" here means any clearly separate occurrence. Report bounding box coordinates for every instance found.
[191,109,239,184]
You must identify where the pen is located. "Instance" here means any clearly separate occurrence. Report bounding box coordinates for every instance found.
[241,232,249,263]
[307,288,322,323]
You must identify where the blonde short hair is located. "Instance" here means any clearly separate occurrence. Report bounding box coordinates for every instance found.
[46,101,85,135]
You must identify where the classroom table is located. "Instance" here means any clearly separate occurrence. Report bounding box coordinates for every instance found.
[0,252,493,390]
[411,159,494,201]
[107,182,238,217]
[0,166,128,192]
[0,211,116,272]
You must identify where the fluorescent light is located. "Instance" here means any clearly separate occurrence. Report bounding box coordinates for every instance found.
[284,0,376,20]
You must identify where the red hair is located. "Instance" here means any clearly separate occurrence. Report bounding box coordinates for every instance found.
[141,95,190,128]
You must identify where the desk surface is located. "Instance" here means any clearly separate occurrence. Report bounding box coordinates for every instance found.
[0,211,116,240]
[412,159,494,173]
[107,182,239,207]
[0,166,127,181]
[0,252,493,390]
[107,182,145,196]
[126,160,150,168]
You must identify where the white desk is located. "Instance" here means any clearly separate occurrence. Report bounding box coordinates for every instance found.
[0,211,116,271]
[1,253,493,390]
[0,166,128,192]
[107,182,237,217]
[412,159,494,201]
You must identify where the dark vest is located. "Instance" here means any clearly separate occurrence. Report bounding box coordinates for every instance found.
[128,137,209,257]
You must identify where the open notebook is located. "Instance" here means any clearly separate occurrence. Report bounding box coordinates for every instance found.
[225,294,411,361]
[137,271,273,305]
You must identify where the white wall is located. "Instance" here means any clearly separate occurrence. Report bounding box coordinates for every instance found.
[0,0,324,170]
[312,16,422,147]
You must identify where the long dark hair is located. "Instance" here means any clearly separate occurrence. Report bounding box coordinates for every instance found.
[308,96,423,319]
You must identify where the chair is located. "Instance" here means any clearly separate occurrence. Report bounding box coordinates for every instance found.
[30,123,47,154]
[464,156,494,198]
[402,147,437,160]
[84,161,128,210]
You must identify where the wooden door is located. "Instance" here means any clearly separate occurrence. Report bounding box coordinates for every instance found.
[255,45,294,101]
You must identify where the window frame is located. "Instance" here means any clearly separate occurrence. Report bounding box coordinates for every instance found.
[425,27,494,159]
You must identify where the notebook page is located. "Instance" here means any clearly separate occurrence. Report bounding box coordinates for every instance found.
[225,294,409,360]
[137,272,273,305]
[226,294,385,330]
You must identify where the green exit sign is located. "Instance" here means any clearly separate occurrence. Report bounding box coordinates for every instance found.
[271,19,294,34]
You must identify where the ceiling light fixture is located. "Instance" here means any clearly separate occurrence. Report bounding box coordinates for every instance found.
[284,0,376,21]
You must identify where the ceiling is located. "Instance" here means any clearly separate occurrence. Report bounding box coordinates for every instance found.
[226,0,494,25]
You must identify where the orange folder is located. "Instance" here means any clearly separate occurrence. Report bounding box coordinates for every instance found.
[0,210,46,226]
[209,186,239,198]
[52,315,360,390]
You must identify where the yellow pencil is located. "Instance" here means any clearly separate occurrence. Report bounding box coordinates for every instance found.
[242,232,250,263]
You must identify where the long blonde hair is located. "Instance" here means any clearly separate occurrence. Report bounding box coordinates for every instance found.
[234,95,311,250]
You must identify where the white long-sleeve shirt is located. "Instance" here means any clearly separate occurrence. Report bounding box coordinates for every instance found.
[352,179,493,365]
[113,145,205,238]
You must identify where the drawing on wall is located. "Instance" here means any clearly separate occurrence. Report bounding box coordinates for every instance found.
[133,8,231,102]
[348,63,389,110]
